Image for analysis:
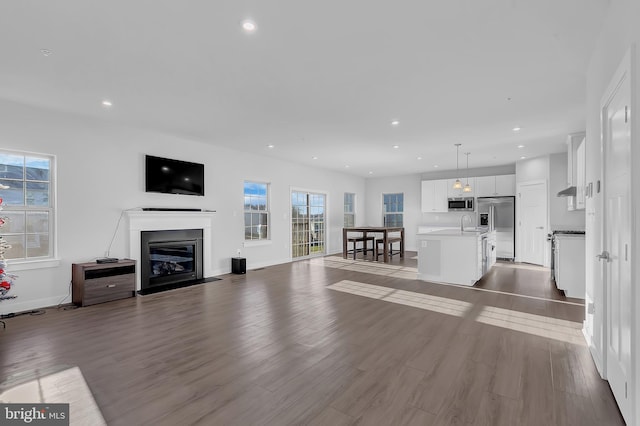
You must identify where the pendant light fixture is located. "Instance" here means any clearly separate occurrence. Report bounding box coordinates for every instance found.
[452,143,463,190]
[463,152,472,193]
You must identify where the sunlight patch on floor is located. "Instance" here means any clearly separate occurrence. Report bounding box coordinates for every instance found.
[309,256,417,280]
[475,305,585,345]
[327,280,585,345]
[327,280,471,317]
[0,366,107,425]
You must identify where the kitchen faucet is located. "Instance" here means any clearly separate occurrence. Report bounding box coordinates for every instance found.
[460,214,472,231]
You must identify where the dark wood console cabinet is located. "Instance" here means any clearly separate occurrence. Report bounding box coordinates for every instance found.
[72,259,136,306]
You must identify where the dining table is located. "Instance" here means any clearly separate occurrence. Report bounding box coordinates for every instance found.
[342,226,405,263]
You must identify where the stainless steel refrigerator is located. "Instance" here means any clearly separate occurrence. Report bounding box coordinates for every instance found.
[477,196,515,260]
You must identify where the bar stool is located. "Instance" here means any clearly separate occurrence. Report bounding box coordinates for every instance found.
[375,237,403,260]
[347,235,375,260]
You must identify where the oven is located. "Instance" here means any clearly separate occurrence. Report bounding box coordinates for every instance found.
[447,197,474,211]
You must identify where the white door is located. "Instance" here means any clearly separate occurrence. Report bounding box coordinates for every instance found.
[517,181,547,265]
[601,51,632,422]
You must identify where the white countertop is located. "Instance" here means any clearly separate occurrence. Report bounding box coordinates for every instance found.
[553,233,585,239]
[418,228,490,237]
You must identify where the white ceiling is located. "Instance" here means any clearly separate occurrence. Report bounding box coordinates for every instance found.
[0,1,609,177]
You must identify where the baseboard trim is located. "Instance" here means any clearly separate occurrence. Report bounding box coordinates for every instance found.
[583,325,605,378]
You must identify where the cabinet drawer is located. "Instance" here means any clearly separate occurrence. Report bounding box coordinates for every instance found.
[83,274,135,306]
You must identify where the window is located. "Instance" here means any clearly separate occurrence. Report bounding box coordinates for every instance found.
[0,150,55,261]
[344,193,355,227]
[383,193,403,227]
[291,190,326,258]
[244,181,269,241]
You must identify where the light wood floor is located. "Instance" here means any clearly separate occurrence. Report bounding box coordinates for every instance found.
[0,253,624,425]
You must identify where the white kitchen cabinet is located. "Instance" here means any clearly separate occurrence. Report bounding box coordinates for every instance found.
[487,230,497,267]
[447,177,475,198]
[494,175,516,196]
[475,175,515,197]
[575,139,586,210]
[474,176,495,197]
[417,230,486,286]
[421,179,448,212]
[554,234,585,298]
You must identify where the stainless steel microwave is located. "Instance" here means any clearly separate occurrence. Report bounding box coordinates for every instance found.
[448,197,474,211]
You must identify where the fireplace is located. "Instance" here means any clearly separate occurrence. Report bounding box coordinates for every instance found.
[140,229,203,292]
[125,210,216,292]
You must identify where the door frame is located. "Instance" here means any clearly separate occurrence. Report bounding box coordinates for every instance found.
[598,46,636,424]
[515,179,548,266]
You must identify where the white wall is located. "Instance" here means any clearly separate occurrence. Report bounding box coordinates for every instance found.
[548,152,586,231]
[515,153,586,231]
[584,0,640,422]
[364,174,421,251]
[515,155,549,183]
[0,100,365,314]
[420,164,516,181]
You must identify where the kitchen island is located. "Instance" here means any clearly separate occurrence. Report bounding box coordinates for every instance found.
[417,228,496,286]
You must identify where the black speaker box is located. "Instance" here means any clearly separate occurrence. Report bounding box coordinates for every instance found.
[232,257,246,274]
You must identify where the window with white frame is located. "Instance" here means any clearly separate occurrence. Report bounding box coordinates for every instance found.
[383,193,403,227]
[244,181,270,240]
[344,192,355,227]
[0,150,55,261]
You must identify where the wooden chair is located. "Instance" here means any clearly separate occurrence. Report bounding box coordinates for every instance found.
[347,235,375,260]
[375,237,403,260]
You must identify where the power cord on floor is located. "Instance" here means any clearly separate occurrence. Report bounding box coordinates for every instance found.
[56,280,75,310]
[0,309,45,319]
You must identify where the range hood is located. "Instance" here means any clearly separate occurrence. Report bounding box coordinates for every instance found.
[557,186,577,197]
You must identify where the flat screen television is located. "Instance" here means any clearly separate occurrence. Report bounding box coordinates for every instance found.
[145,155,205,196]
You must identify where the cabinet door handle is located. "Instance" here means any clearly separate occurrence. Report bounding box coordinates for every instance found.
[106,284,116,288]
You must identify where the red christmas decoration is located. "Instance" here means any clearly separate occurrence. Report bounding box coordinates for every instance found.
[0,193,17,302]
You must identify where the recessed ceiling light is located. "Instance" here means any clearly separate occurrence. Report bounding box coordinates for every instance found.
[368,171,374,175]
[267,144,274,149]
[520,156,527,159]
[312,156,318,160]
[40,49,52,57]
[512,127,521,132]
[101,100,112,108]
[241,20,257,32]
[417,156,422,160]
[518,144,525,148]
[433,165,439,168]
[345,165,350,168]
[391,120,400,126]
[393,145,400,149]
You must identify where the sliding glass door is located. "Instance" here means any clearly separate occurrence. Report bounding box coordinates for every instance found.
[291,190,326,258]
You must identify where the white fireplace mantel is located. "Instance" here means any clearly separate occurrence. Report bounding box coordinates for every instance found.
[125,210,216,291]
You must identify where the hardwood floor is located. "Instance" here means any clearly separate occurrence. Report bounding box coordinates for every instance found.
[0,253,624,425]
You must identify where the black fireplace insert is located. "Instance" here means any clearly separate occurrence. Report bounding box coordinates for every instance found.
[140,229,203,291]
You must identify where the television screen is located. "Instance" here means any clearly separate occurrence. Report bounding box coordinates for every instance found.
[145,155,205,196]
